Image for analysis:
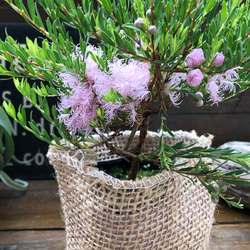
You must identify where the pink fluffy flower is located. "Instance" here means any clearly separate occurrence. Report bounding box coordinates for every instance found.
[186,48,205,68]
[58,44,151,131]
[205,78,223,105]
[187,69,204,87]
[94,59,151,124]
[206,67,241,105]
[57,82,97,134]
[164,73,186,107]
[220,68,241,93]
[211,52,225,67]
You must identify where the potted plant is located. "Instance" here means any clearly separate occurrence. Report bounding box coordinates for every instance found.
[1,0,250,249]
[0,106,28,191]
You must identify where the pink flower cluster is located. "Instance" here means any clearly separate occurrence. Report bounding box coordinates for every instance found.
[165,48,240,106]
[57,45,151,134]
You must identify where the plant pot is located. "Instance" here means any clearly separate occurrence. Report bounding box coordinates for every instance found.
[47,130,216,250]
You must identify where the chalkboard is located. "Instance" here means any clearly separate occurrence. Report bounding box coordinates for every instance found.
[0,23,80,180]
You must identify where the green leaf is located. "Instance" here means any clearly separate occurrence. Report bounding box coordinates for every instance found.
[115,5,123,26]
[0,106,13,136]
[114,31,126,49]
[123,23,142,32]
[223,178,250,186]
[3,101,16,120]
[205,0,216,13]
[102,0,112,14]
[0,106,14,169]
[101,31,115,46]
[52,134,61,145]
[0,170,28,191]
[28,121,41,135]
[17,111,26,126]
[97,8,105,31]
[221,1,227,22]
[27,0,35,19]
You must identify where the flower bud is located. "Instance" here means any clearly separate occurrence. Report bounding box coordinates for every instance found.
[134,18,145,29]
[211,192,219,204]
[211,52,225,67]
[195,91,203,99]
[187,69,204,87]
[195,99,204,107]
[212,183,220,191]
[187,48,205,68]
[148,25,157,35]
[212,198,219,204]
[146,9,152,18]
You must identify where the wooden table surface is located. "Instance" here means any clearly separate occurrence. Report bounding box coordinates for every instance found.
[0,180,250,249]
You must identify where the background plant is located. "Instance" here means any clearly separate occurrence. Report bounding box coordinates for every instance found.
[0,106,28,190]
[0,0,250,208]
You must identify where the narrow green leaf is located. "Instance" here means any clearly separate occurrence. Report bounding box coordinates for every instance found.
[221,1,227,22]
[28,121,41,135]
[114,31,126,48]
[101,31,115,46]
[27,0,35,19]
[102,0,112,14]
[52,134,61,145]
[123,24,142,32]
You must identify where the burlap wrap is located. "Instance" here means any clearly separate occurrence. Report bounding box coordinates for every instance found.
[47,130,216,250]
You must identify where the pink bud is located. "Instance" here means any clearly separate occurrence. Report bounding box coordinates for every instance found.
[146,9,152,17]
[134,18,144,29]
[212,198,219,204]
[212,183,220,191]
[187,69,204,87]
[195,91,203,99]
[148,25,157,35]
[187,48,205,68]
[196,100,204,107]
[211,52,225,67]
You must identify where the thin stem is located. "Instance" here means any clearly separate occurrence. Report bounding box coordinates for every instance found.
[173,1,198,37]
[89,127,123,149]
[4,0,59,49]
[173,169,250,181]
[186,0,202,43]
[127,115,150,180]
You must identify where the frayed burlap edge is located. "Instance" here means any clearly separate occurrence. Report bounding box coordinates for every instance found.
[47,130,213,190]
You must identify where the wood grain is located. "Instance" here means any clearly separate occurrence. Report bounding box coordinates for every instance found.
[0,180,64,231]
[208,224,250,250]
[1,224,250,250]
[0,230,65,250]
